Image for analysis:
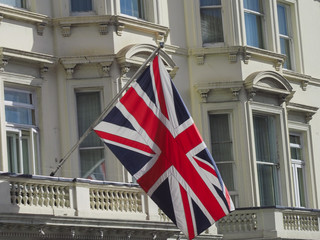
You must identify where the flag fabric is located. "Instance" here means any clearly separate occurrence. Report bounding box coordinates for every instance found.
[94,55,234,239]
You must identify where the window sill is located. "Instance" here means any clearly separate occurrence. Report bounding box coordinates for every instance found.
[190,45,286,71]
[53,15,169,43]
[0,5,49,35]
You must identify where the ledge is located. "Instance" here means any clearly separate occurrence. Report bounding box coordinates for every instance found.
[53,15,169,41]
[59,54,115,79]
[189,46,286,71]
[0,5,49,35]
[194,81,243,102]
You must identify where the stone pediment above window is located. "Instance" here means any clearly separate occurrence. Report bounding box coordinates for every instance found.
[287,102,318,123]
[194,81,243,102]
[0,47,55,77]
[59,55,115,79]
[0,6,49,35]
[116,44,178,78]
[244,71,293,103]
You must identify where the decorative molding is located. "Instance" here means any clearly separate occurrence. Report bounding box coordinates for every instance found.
[61,25,71,37]
[36,22,46,36]
[196,54,204,65]
[189,46,286,70]
[283,70,311,91]
[53,15,169,42]
[116,23,125,36]
[286,102,318,123]
[0,47,55,75]
[121,64,130,77]
[99,23,109,35]
[60,55,115,79]
[0,6,49,34]
[0,57,8,72]
[194,81,243,102]
[244,71,293,102]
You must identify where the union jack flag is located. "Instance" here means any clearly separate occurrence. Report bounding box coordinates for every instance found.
[94,55,234,239]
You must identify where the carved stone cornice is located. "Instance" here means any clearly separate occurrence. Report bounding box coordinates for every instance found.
[287,102,319,123]
[283,70,311,91]
[0,6,49,35]
[0,47,55,76]
[189,46,286,71]
[59,55,115,79]
[194,81,243,102]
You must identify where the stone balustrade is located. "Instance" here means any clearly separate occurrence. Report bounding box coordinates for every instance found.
[217,207,320,240]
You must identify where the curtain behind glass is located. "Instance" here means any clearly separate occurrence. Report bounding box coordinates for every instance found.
[209,114,234,191]
[245,13,263,48]
[76,92,102,148]
[71,0,92,12]
[201,8,223,43]
[76,92,105,180]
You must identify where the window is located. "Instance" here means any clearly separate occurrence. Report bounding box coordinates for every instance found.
[71,0,92,12]
[290,134,307,207]
[120,0,145,19]
[253,114,280,206]
[200,0,224,44]
[5,88,39,174]
[277,3,293,69]
[209,114,236,202]
[244,0,264,48]
[76,92,106,181]
[0,0,26,8]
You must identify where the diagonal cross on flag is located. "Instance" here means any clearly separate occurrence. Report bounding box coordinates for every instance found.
[94,55,234,239]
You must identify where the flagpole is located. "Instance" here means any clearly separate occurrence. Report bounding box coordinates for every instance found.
[50,42,164,176]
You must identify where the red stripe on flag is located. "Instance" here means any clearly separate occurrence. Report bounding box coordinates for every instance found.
[153,56,169,119]
[94,130,155,154]
[180,185,195,240]
[194,157,218,178]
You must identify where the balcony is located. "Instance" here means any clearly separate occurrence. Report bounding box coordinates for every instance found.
[217,207,320,239]
[0,172,182,239]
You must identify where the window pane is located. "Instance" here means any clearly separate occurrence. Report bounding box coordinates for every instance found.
[297,167,306,207]
[0,0,25,8]
[7,134,19,173]
[5,90,32,104]
[201,8,224,43]
[120,0,144,19]
[200,0,221,7]
[277,4,288,35]
[71,0,92,12]
[257,164,279,206]
[280,37,292,69]
[22,138,30,174]
[76,92,102,148]
[80,149,105,180]
[245,12,263,48]
[5,106,34,125]
[244,0,261,12]
[210,114,233,162]
[217,163,234,191]
[253,115,277,163]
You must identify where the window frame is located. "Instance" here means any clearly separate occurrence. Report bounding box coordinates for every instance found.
[243,0,265,49]
[75,89,106,181]
[4,87,40,175]
[202,102,239,207]
[208,112,237,203]
[277,2,294,70]
[70,0,95,16]
[199,0,224,46]
[289,130,308,208]
[248,102,289,207]
[253,113,281,206]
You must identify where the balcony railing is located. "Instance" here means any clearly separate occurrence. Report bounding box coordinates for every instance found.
[217,207,320,240]
[0,172,183,239]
